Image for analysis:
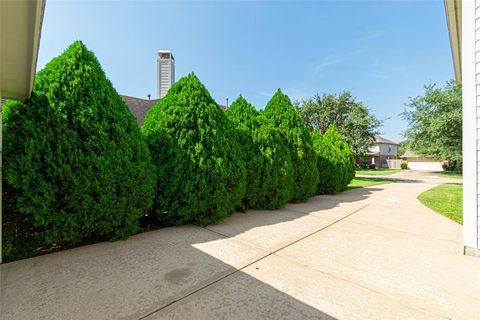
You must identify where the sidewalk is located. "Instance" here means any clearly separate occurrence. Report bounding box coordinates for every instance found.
[1,178,478,320]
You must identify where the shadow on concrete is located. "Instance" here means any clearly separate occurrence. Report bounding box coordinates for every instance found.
[1,227,339,320]
[1,186,390,320]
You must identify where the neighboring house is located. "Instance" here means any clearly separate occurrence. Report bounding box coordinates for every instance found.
[121,95,159,126]
[445,0,479,256]
[400,150,444,171]
[0,0,46,263]
[121,94,228,126]
[361,136,399,168]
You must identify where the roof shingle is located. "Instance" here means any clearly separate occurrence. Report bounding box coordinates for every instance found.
[121,95,158,126]
[374,135,398,145]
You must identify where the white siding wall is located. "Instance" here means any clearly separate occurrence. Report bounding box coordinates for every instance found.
[464,0,479,251]
[476,0,480,250]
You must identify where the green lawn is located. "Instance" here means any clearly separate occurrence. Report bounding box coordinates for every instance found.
[418,183,462,224]
[348,177,395,189]
[355,168,402,176]
[439,171,462,179]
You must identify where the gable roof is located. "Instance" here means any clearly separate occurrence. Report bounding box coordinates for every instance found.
[121,95,158,126]
[374,135,398,145]
[121,95,229,126]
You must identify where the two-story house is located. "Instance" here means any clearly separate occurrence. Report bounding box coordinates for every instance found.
[362,136,399,168]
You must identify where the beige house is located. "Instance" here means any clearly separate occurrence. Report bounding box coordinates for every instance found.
[362,136,399,168]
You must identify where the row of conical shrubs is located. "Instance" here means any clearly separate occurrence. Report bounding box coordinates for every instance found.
[3,41,156,259]
[2,41,354,261]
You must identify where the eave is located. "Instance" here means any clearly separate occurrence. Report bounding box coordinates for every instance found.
[444,0,462,84]
[0,0,46,100]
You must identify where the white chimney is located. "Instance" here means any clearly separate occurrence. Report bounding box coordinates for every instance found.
[157,50,175,98]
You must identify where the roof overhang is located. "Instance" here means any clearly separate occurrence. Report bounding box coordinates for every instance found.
[444,0,462,84]
[0,0,46,100]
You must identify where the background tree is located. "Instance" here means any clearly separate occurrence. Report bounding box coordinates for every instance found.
[264,89,318,202]
[401,80,462,168]
[3,41,155,259]
[142,73,246,225]
[398,141,409,156]
[296,91,382,157]
[226,96,294,209]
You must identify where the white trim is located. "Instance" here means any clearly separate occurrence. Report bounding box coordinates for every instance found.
[445,0,462,82]
[462,0,478,249]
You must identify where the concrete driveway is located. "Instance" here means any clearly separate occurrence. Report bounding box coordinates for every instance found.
[1,173,478,320]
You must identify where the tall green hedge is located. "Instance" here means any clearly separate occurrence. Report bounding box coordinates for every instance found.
[142,73,246,225]
[225,96,293,209]
[311,129,343,194]
[311,126,355,194]
[325,126,355,190]
[2,41,155,258]
[263,89,318,202]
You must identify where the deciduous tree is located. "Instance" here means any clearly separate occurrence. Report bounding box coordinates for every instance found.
[296,91,382,157]
[402,80,462,167]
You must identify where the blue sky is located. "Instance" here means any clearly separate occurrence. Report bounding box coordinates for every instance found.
[37,0,454,142]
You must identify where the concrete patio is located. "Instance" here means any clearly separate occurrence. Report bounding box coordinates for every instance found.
[1,172,478,320]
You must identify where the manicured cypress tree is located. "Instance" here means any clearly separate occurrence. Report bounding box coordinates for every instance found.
[2,41,156,251]
[312,126,355,194]
[311,129,344,194]
[225,96,294,209]
[142,73,246,225]
[263,89,318,202]
[324,126,356,190]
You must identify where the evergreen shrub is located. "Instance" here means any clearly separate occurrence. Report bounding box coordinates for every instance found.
[2,41,155,259]
[311,126,355,194]
[263,89,318,202]
[142,73,246,225]
[225,96,294,209]
[311,129,343,194]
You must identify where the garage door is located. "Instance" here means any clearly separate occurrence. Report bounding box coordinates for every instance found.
[408,162,443,171]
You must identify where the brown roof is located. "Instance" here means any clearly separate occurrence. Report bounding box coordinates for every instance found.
[122,95,228,126]
[374,135,398,145]
[121,95,158,126]
[3,96,227,126]
[2,96,158,126]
